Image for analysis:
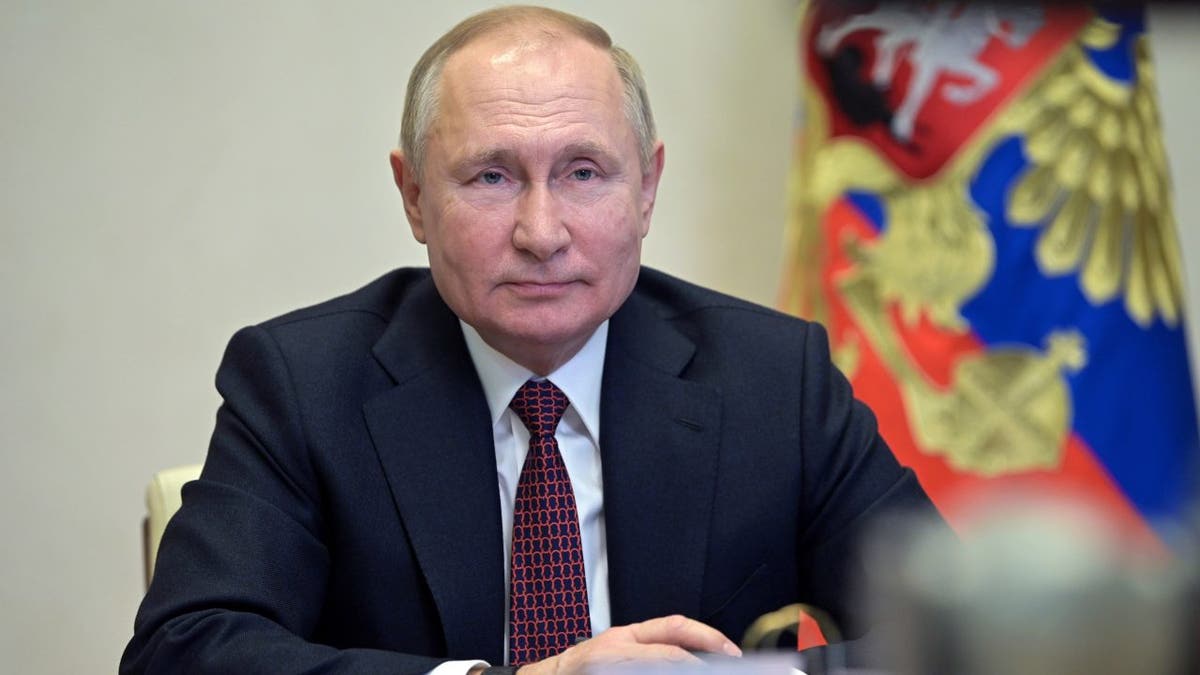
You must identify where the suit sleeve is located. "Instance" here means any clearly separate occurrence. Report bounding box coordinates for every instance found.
[793,323,944,639]
[120,325,445,675]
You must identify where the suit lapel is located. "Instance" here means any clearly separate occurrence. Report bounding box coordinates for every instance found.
[600,290,723,626]
[363,278,507,663]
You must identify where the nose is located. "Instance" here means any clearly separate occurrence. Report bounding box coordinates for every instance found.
[512,183,570,261]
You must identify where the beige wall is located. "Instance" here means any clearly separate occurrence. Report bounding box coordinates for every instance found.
[0,2,1195,671]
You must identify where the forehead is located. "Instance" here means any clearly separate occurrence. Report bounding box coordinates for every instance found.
[433,30,630,143]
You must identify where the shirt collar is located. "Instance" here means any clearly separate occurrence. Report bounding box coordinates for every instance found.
[460,320,607,444]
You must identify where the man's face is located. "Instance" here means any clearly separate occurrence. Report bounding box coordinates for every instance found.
[392,32,664,374]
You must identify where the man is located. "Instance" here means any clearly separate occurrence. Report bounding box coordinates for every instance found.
[122,6,938,674]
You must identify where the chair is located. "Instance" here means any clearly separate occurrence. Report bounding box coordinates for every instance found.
[142,463,203,587]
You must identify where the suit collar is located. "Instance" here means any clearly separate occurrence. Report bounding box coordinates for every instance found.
[369,274,459,386]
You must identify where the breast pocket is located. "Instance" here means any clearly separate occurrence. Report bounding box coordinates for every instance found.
[700,562,775,638]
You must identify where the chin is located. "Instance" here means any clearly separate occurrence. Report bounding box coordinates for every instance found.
[505,312,602,345]
[512,322,592,347]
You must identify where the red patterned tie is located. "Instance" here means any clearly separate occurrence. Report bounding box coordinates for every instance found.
[508,380,592,666]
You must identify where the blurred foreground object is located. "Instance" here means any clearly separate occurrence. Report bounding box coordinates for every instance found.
[742,603,840,652]
[742,604,844,675]
[867,495,1199,674]
[782,1,1200,547]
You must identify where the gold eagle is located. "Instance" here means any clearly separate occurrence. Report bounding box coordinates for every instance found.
[1000,17,1184,327]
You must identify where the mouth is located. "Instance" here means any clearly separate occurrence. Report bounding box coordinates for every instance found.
[502,279,580,297]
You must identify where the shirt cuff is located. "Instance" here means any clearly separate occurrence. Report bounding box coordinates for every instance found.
[425,659,490,675]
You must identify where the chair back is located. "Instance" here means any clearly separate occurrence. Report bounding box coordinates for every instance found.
[143,463,202,586]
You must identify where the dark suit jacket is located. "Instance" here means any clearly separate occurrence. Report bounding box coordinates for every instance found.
[121,267,937,674]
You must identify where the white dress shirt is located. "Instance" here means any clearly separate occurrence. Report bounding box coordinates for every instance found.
[428,321,612,674]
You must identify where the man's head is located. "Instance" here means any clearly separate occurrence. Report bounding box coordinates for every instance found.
[390,6,665,375]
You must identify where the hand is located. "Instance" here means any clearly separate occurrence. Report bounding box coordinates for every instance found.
[517,615,742,675]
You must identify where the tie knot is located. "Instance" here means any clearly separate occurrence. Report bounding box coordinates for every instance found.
[509,380,569,438]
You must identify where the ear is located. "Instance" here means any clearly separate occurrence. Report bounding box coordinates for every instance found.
[638,141,666,238]
[389,149,427,244]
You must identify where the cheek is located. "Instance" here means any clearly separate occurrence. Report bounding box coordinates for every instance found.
[566,191,642,237]
[598,201,647,256]
[429,203,511,268]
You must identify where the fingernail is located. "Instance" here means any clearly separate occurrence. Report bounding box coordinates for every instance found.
[723,641,743,657]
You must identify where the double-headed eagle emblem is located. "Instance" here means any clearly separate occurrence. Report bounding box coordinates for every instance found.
[784,2,1181,476]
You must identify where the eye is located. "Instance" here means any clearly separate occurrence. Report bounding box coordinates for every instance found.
[571,167,595,181]
[479,170,504,185]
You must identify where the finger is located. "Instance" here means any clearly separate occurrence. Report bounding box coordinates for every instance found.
[547,638,701,675]
[627,615,742,656]
[582,642,702,665]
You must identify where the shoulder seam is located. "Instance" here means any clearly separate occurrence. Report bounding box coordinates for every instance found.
[661,302,798,324]
[265,307,391,329]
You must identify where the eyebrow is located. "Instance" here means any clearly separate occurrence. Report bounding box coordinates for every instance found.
[455,148,517,171]
[453,141,620,172]
[559,141,618,163]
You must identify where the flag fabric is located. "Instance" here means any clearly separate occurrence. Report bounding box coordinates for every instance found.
[781,1,1199,550]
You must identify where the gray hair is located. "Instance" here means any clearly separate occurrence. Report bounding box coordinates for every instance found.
[400,5,657,177]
